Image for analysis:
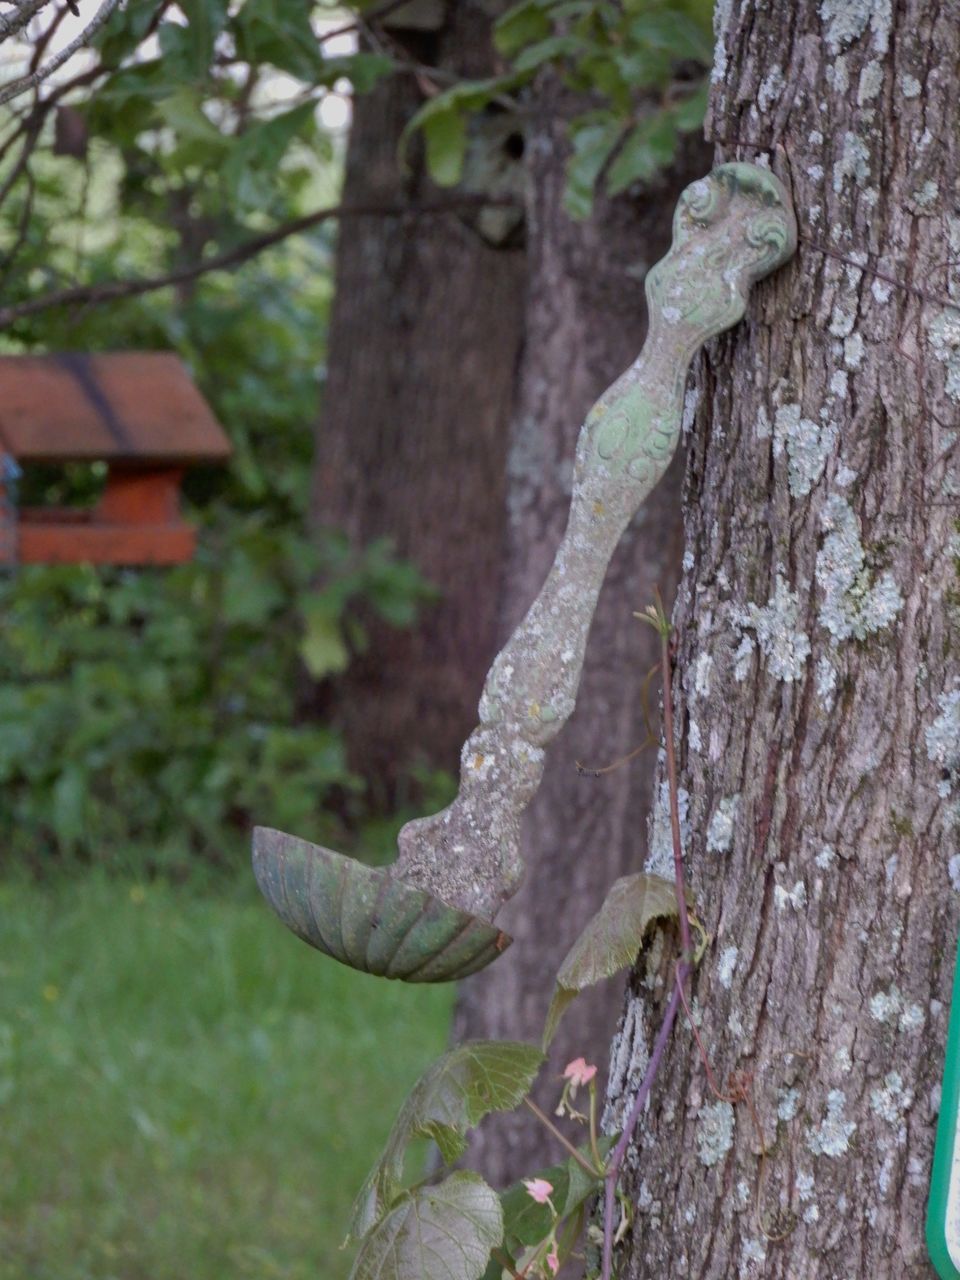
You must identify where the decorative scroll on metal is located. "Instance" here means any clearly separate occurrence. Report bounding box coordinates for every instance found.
[254,162,798,982]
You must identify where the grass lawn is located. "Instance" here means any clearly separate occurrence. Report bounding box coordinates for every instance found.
[0,873,454,1280]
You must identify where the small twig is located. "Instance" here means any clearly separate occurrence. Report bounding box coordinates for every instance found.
[0,0,122,106]
[575,737,654,778]
[0,109,41,215]
[0,193,521,330]
[314,0,415,46]
[0,163,34,291]
[589,1081,601,1170]
[28,0,67,72]
[0,0,52,44]
[490,1247,524,1280]
[799,235,960,315]
[523,1097,600,1178]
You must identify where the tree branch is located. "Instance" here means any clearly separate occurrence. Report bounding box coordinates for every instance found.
[0,0,122,106]
[0,0,54,45]
[0,194,521,330]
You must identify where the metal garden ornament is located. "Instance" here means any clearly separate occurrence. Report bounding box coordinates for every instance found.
[253,162,798,983]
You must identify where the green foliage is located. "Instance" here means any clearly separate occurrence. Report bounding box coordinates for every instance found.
[348,1040,544,1242]
[0,524,431,869]
[543,871,678,1046]
[350,1174,504,1280]
[344,865,688,1277]
[0,196,432,872]
[0,5,444,872]
[484,1143,613,1279]
[0,873,454,1280]
[406,0,713,216]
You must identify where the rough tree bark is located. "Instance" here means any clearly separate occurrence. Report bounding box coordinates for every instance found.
[455,83,707,1187]
[310,4,525,805]
[608,3,960,1278]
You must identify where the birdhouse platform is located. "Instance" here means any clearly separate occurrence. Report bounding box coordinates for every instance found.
[0,352,230,565]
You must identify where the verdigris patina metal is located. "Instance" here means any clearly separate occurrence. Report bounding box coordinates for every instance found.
[253,162,797,982]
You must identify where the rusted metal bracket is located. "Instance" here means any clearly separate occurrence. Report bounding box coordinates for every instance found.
[254,162,798,982]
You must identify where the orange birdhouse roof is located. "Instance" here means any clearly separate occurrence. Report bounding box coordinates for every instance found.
[0,351,231,465]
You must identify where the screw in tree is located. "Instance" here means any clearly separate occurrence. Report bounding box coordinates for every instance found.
[253,162,798,982]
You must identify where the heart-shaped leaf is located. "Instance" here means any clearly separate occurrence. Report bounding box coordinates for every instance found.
[488,1140,612,1279]
[349,1173,503,1280]
[348,1041,543,1242]
[543,873,677,1047]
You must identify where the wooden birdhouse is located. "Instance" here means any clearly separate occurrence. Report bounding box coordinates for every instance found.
[0,352,231,565]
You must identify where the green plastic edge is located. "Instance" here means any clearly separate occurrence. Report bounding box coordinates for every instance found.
[928,927,960,1279]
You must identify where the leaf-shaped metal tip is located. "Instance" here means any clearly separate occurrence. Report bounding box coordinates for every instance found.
[252,827,512,983]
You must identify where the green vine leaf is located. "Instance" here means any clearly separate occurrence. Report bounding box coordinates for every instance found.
[347,1041,543,1242]
[349,1172,503,1280]
[493,1,552,56]
[483,1141,613,1279]
[401,74,524,186]
[543,873,678,1048]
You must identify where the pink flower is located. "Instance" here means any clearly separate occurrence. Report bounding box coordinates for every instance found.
[523,1177,554,1205]
[563,1056,598,1087]
[546,1244,560,1275]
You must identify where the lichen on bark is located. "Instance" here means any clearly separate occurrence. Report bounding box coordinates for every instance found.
[608,2,960,1277]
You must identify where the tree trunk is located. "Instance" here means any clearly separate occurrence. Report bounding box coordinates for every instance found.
[610,3,960,1277]
[311,6,525,807]
[455,83,707,1187]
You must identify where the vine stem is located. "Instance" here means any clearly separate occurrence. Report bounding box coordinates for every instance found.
[490,1246,524,1279]
[600,965,688,1280]
[600,608,692,1280]
[523,1096,600,1178]
[660,615,693,963]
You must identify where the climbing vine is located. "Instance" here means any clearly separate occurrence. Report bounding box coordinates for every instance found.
[341,605,736,1280]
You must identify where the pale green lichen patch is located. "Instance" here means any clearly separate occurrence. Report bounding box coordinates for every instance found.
[718,945,738,989]
[816,656,838,704]
[927,309,960,402]
[913,179,939,209]
[778,1086,801,1121]
[819,0,892,54]
[733,633,755,682]
[775,878,807,911]
[706,795,739,854]
[830,369,849,397]
[872,278,892,303]
[870,985,902,1023]
[694,652,713,697]
[711,0,733,84]
[697,1100,735,1166]
[926,683,960,791]
[741,1238,767,1266]
[900,1002,924,1033]
[844,333,865,369]
[774,402,838,497]
[816,496,903,641]
[834,132,871,193]
[870,1071,914,1132]
[900,72,922,97]
[647,777,691,878]
[808,1089,857,1157]
[816,843,837,869]
[758,65,785,111]
[857,61,884,103]
[739,574,811,681]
